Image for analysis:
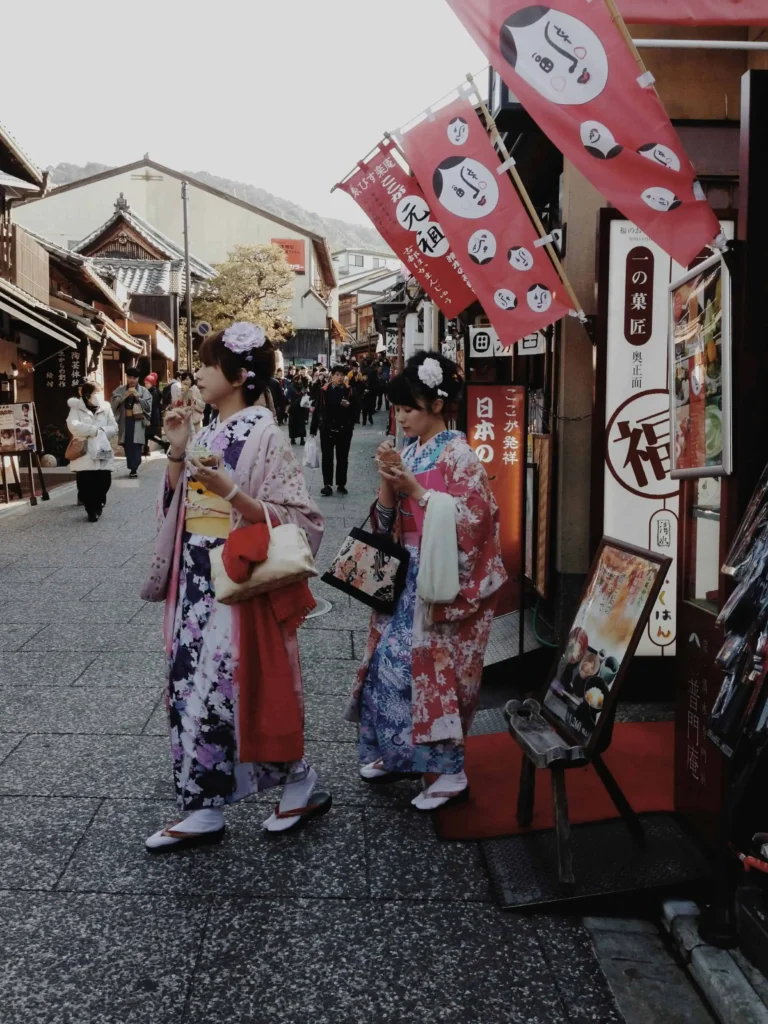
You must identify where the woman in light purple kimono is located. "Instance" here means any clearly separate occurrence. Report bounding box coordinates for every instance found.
[142,323,329,853]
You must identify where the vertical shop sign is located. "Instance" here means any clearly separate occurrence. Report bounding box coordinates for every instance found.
[467,384,525,615]
[337,140,474,315]
[400,96,573,347]
[445,0,723,266]
[603,219,679,656]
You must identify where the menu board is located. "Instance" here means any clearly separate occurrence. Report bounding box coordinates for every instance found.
[542,538,669,752]
[0,403,37,453]
[669,252,732,478]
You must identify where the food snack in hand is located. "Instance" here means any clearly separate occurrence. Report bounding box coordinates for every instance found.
[188,444,220,468]
[376,446,402,472]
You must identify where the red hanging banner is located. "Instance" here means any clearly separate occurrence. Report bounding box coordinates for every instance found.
[445,1,724,268]
[337,141,474,316]
[399,95,574,345]
[619,0,768,24]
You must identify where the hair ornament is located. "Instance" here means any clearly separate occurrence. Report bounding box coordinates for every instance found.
[223,322,265,354]
[418,357,444,391]
[437,388,448,398]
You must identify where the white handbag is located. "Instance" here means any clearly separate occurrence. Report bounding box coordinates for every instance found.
[209,505,317,605]
[303,437,320,469]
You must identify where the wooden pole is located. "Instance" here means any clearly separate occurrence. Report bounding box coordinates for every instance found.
[603,0,650,78]
[465,75,586,321]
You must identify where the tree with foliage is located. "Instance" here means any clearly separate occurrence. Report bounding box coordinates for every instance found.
[192,243,295,342]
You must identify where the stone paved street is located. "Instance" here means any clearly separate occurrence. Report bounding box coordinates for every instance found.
[0,420,624,1024]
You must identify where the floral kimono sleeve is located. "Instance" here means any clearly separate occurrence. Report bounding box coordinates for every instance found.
[252,425,325,555]
[431,438,507,623]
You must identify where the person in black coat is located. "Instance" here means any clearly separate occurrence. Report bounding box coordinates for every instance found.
[287,377,309,446]
[310,365,355,496]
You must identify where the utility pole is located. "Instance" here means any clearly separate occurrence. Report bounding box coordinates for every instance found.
[181,181,193,371]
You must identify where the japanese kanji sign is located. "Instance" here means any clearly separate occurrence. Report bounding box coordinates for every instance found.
[445,1,723,267]
[466,384,525,615]
[337,140,474,316]
[400,96,573,346]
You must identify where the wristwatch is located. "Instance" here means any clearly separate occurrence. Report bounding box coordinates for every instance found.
[418,490,433,508]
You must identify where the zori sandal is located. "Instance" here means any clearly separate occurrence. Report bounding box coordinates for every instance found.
[263,791,333,834]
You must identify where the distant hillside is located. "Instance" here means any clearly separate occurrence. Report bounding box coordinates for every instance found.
[46,162,390,254]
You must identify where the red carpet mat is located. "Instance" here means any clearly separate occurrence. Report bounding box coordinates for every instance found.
[436,721,674,841]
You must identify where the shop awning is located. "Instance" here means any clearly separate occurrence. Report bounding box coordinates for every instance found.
[96,314,143,355]
[0,281,79,349]
[330,317,352,342]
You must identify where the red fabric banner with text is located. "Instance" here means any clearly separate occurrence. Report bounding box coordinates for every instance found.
[620,0,768,25]
[400,96,574,345]
[337,141,474,316]
[445,1,724,267]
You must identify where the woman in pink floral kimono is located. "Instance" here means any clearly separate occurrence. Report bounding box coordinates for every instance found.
[143,323,328,852]
[345,352,507,810]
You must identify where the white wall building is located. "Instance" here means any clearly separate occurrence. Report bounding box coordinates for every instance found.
[15,159,338,355]
[332,247,400,279]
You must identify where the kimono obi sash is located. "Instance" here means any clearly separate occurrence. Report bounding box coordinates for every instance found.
[185,478,232,539]
[400,467,447,541]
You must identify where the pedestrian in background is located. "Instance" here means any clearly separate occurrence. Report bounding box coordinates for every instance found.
[310,364,355,496]
[110,367,152,478]
[143,373,163,453]
[66,382,118,521]
[287,373,309,446]
[178,371,205,433]
[347,352,507,810]
[362,361,379,426]
[143,321,329,851]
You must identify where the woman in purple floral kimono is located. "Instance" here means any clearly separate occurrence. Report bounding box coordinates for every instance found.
[145,323,328,853]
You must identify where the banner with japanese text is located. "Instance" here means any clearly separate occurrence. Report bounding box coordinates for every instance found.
[619,0,768,24]
[467,384,525,616]
[445,1,723,267]
[602,216,733,655]
[400,96,574,346]
[337,141,474,316]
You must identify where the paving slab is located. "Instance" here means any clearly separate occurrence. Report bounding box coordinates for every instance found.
[0,890,207,1024]
[303,692,356,743]
[58,799,367,900]
[0,796,99,890]
[21,622,165,652]
[298,627,354,662]
[186,898,567,1024]
[0,623,44,651]
[304,741,419,810]
[0,685,160,735]
[0,734,24,764]
[300,657,358,695]
[0,652,96,687]
[0,734,174,799]
[366,807,492,903]
[74,651,167,688]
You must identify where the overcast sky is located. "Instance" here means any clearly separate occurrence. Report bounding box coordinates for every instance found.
[4,0,484,226]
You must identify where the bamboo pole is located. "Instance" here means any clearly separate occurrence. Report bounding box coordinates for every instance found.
[603,0,651,78]
[465,73,586,321]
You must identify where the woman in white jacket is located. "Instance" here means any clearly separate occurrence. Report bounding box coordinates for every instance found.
[66,383,119,522]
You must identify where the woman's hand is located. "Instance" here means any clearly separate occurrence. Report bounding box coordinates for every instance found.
[378,461,424,500]
[188,458,236,499]
[163,407,194,452]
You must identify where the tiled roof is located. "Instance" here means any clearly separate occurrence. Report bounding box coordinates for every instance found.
[0,170,40,192]
[73,197,215,280]
[23,228,127,313]
[0,121,43,186]
[92,258,182,296]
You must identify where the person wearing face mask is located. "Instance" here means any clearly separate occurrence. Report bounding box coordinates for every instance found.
[142,322,329,851]
[345,352,506,811]
[66,382,119,522]
[111,367,152,478]
[309,365,355,497]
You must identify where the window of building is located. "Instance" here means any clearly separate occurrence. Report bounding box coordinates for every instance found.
[351,255,364,267]
[373,258,384,268]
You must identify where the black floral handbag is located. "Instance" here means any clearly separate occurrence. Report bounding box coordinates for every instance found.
[322,518,410,615]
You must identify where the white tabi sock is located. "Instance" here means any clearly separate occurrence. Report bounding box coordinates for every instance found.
[145,807,225,849]
[411,770,468,811]
[360,759,389,779]
[262,766,318,832]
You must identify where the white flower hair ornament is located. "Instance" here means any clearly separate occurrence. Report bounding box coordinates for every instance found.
[223,322,266,354]
[418,357,448,397]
